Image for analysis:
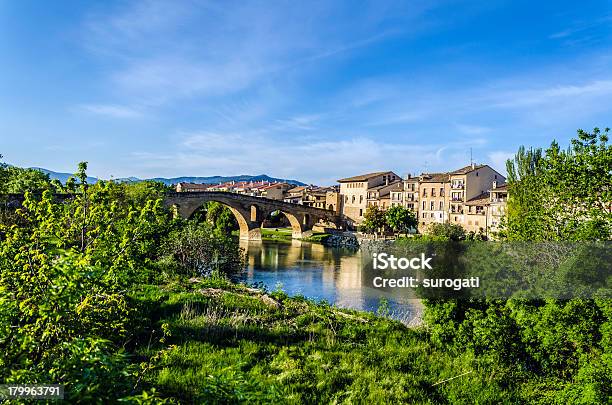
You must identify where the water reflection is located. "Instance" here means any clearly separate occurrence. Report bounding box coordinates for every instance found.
[236,239,422,323]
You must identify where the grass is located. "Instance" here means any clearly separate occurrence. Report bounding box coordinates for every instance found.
[128,278,521,404]
[260,227,332,243]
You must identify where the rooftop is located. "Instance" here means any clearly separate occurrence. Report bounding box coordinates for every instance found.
[337,171,394,183]
[419,172,449,183]
[465,192,491,206]
[491,183,508,191]
[451,164,487,175]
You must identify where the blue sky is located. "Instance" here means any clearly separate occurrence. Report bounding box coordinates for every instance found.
[1,0,611,184]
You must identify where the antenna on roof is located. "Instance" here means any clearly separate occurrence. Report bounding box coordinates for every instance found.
[470,148,473,166]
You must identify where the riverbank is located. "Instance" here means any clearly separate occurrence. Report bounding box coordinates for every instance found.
[130,277,513,403]
[258,227,359,248]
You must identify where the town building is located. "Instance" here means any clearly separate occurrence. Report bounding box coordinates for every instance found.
[390,175,419,211]
[418,173,451,231]
[175,182,213,192]
[337,171,400,226]
[260,183,292,200]
[487,182,508,234]
[366,181,399,210]
[447,164,505,227]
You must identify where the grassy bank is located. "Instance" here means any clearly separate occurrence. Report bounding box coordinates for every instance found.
[258,227,332,243]
[130,277,523,404]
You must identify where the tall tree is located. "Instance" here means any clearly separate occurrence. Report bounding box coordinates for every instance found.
[505,127,611,240]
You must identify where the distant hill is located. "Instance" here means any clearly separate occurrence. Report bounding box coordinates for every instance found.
[31,167,99,184]
[31,168,306,187]
[141,174,306,186]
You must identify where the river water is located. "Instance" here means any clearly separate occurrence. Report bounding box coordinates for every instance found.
[235,239,422,323]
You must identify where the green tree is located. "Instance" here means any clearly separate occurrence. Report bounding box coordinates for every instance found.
[504,127,611,241]
[161,221,244,276]
[385,205,417,234]
[426,222,466,241]
[205,201,239,235]
[361,205,386,236]
[3,167,56,193]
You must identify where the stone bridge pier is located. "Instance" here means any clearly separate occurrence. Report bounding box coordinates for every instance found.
[164,191,342,241]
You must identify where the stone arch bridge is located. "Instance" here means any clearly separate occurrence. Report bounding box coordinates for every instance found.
[164,191,342,240]
[3,191,343,241]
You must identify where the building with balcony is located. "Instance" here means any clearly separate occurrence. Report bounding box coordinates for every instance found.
[448,164,505,227]
[390,175,419,212]
[488,182,508,234]
[337,171,400,226]
[417,172,450,231]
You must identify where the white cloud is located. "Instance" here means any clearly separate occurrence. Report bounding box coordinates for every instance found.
[455,124,491,135]
[129,131,484,184]
[489,80,612,108]
[79,104,143,118]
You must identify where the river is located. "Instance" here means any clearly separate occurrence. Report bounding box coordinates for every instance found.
[235,239,422,324]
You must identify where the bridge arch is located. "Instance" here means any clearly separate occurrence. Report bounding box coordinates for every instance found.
[275,210,305,239]
[163,191,342,241]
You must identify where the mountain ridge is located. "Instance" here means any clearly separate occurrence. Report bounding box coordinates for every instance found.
[30,168,307,187]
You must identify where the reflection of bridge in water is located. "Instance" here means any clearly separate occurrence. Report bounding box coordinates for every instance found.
[165,191,344,241]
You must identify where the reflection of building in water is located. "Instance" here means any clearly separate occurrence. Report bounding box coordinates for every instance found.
[239,241,421,320]
[333,252,366,310]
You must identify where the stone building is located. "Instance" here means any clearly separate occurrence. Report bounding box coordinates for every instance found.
[488,182,508,234]
[337,171,400,226]
[260,183,292,200]
[447,164,505,227]
[175,182,212,192]
[390,175,419,211]
[418,173,451,231]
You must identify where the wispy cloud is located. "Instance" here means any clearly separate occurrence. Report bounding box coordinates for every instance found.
[129,130,487,184]
[455,124,491,135]
[487,80,612,108]
[79,0,432,110]
[79,103,143,118]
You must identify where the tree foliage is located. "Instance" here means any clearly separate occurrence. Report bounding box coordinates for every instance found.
[0,162,244,400]
[504,127,611,241]
[385,205,417,234]
[426,222,466,241]
[361,205,386,235]
[424,128,612,403]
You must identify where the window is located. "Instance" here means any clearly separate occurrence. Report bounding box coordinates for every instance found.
[475,220,479,226]
[359,209,363,216]
[439,213,442,219]
[422,201,426,210]
[431,187,435,197]
[351,195,355,203]
[430,213,434,218]
[440,187,444,196]
[422,213,426,218]
[439,201,443,210]
[360,195,363,203]
[430,201,434,210]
